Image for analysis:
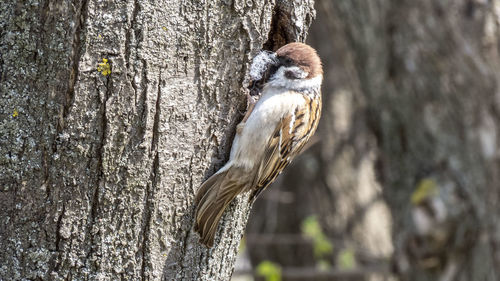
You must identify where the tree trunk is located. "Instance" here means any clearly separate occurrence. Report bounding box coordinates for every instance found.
[247,0,500,280]
[0,0,315,280]
[330,0,500,280]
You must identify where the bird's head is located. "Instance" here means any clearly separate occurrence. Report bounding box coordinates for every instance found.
[249,42,323,93]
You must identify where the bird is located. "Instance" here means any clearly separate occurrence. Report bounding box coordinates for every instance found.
[194,42,323,247]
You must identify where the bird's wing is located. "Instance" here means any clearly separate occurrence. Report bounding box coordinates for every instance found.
[194,166,250,247]
[249,94,321,201]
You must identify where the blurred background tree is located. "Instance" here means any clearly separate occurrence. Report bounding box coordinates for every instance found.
[239,0,500,280]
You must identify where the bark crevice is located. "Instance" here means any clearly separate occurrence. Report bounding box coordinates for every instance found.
[62,0,89,127]
[84,72,112,269]
[263,0,315,51]
[141,73,162,279]
[125,0,140,73]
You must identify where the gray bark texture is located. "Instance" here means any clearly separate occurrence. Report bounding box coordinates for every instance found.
[0,0,315,280]
[247,0,500,280]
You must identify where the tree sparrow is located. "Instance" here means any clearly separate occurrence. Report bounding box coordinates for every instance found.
[194,42,323,247]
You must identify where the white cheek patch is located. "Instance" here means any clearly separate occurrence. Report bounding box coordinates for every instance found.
[249,51,277,81]
[267,66,322,91]
[285,66,308,79]
[270,66,307,83]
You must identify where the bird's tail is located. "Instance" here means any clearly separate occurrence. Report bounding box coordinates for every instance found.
[194,169,243,247]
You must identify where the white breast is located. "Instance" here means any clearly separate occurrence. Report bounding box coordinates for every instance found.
[228,87,306,170]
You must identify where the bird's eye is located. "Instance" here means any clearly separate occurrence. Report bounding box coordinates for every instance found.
[279,57,293,66]
[285,70,299,80]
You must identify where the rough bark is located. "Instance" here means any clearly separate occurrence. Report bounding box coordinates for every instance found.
[0,0,315,280]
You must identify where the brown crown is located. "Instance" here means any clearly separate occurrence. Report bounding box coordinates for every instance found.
[275,42,323,79]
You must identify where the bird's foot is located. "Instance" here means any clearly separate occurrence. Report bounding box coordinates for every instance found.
[242,90,259,123]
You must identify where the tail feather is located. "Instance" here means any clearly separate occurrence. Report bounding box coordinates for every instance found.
[194,169,244,247]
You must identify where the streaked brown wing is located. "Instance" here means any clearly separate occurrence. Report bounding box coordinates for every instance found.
[249,94,321,201]
[195,166,253,247]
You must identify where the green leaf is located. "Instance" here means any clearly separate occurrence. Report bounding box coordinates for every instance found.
[316,259,331,271]
[256,260,282,281]
[411,178,438,205]
[314,236,333,258]
[301,215,322,238]
[337,248,356,270]
[238,237,246,253]
[301,216,333,259]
